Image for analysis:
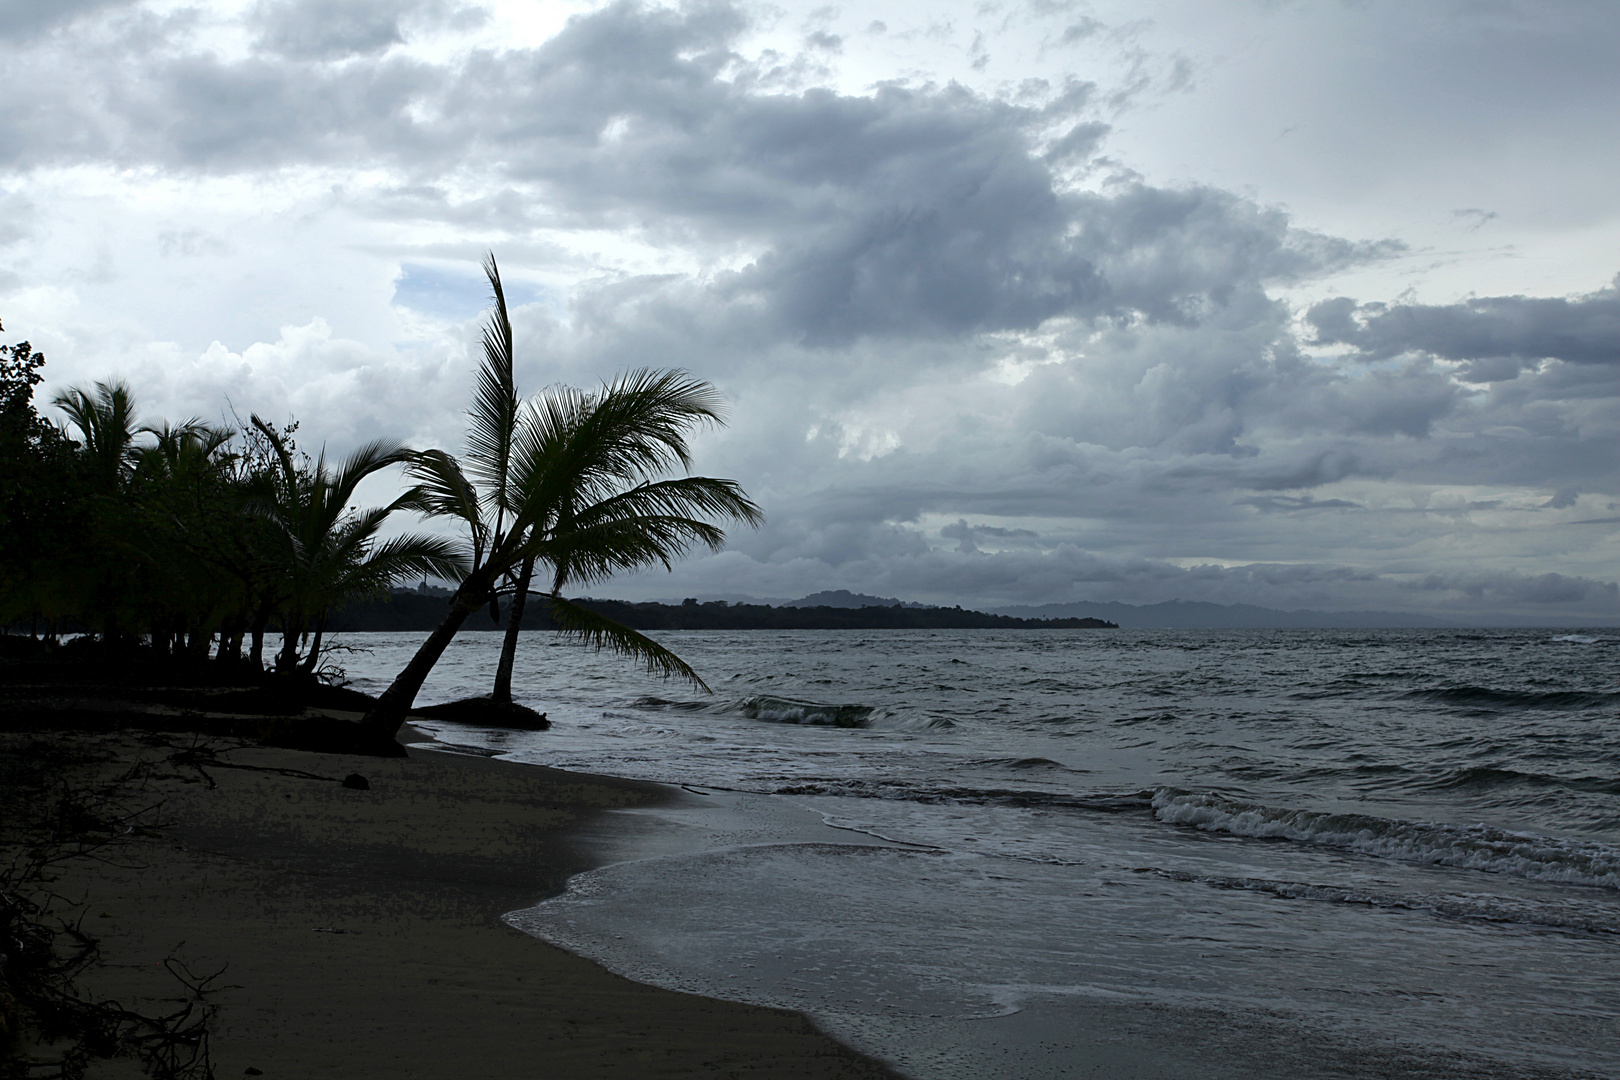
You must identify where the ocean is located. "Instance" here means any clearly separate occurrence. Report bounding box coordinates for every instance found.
[336,628,1620,1079]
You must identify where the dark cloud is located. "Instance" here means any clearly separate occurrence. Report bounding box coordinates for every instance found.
[1418,570,1618,607]
[0,0,1392,346]
[939,518,1042,553]
[253,0,408,59]
[1308,277,1620,379]
[250,0,486,59]
[0,0,137,41]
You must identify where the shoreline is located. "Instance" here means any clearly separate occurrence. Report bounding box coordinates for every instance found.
[1,716,903,1079]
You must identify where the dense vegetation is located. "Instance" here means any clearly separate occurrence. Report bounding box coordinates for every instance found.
[0,272,762,722]
[0,324,462,679]
[330,592,1116,631]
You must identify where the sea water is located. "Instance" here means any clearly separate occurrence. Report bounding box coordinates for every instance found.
[335,628,1620,1078]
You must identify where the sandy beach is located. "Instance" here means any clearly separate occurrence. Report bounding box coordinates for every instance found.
[1,717,901,1079]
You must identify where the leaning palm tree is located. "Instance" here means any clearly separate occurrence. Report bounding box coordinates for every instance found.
[359,367,762,740]
[462,253,531,704]
[248,416,468,675]
[415,253,757,714]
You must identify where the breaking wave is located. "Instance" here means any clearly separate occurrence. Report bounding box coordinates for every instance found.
[732,695,876,727]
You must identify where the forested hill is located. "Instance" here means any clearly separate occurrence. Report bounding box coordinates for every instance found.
[327,593,1117,632]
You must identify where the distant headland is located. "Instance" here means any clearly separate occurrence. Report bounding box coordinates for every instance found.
[329,587,1620,632]
[329,589,1118,632]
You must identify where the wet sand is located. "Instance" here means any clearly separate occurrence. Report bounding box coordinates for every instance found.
[8,724,901,1079]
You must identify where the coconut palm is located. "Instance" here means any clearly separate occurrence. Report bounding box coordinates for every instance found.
[359,367,763,739]
[52,380,147,641]
[125,419,241,657]
[53,380,141,491]
[462,253,531,703]
[248,416,468,675]
[422,254,757,713]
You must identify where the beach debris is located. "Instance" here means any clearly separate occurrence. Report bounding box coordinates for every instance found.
[0,747,222,1080]
[341,773,370,790]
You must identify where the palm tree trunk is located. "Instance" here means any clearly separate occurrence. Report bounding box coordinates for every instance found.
[492,556,535,706]
[277,618,302,673]
[249,613,268,669]
[300,616,326,675]
[215,621,237,663]
[360,590,482,738]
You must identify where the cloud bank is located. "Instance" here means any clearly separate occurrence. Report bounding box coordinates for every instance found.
[1,0,1615,619]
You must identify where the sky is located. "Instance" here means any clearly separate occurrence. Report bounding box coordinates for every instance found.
[2,0,1617,619]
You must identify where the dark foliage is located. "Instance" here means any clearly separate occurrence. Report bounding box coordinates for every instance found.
[0,337,458,678]
[330,592,1117,631]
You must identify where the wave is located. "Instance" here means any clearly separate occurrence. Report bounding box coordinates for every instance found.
[628,695,710,712]
[964,756,1075,771]
[1141,867,1620,935]
[1427,766,1620,795]
[1152,790,1620,890]
[1551,634,1606,644]
[770,776,1155,812]
[627,692,954,730]
[733,695,875,727]
[1401,686,1618,709]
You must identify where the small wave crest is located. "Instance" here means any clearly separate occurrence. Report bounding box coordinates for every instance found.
[964,756,1074,771]
[1139,867,1620,935]
[1428,766,1620,795]
[772,776,1154,812]
[1402,685,1618,709]
[734,695,875,727]
[629,695,710,712]
[1152,790,1620,889]
[627,693,951,729]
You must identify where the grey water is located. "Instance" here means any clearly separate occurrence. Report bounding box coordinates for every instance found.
[336,628,1620,1078]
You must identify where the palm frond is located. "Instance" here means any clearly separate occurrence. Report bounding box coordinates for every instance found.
[570,477,764,531]
[348,533,470,588]
[329,438,414,508]
[504,386,590,529]
[404,449,488,568]
[544,594,711,691]
[55,380,141,483]
[571,368,727,483]
[465,252,520,517]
